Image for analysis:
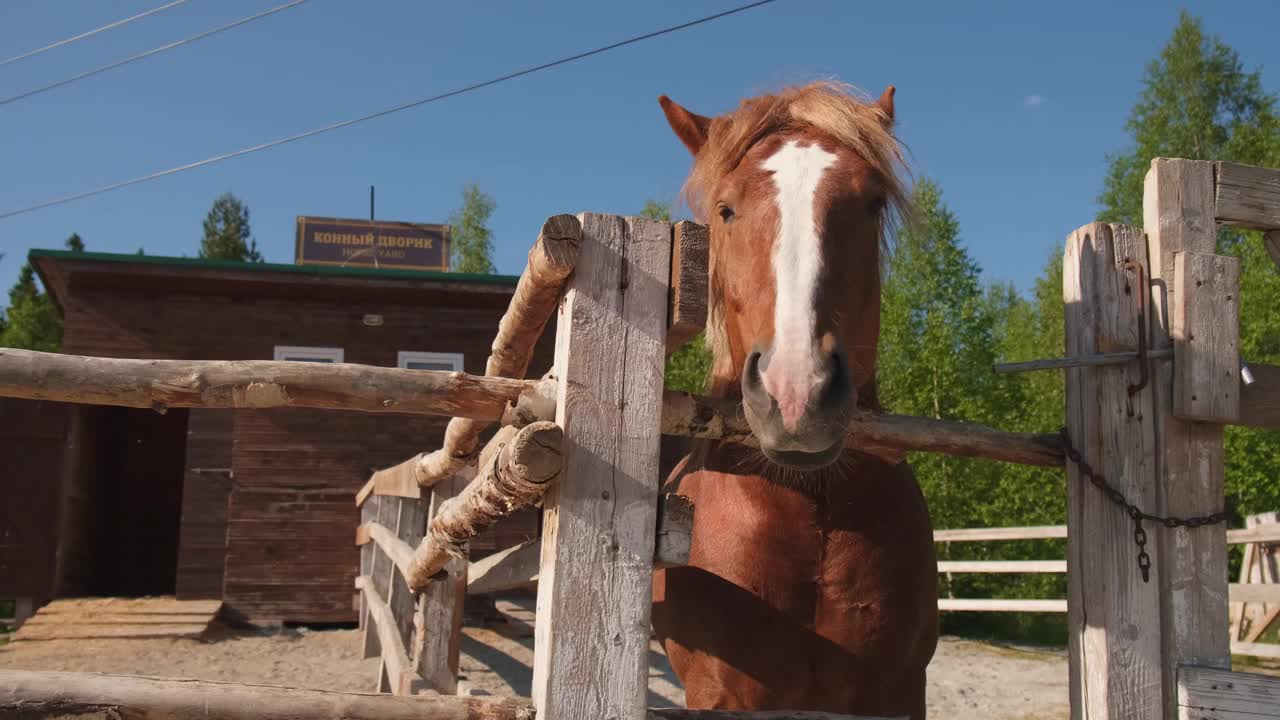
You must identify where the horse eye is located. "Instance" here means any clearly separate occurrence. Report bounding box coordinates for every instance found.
[717,204,735,223]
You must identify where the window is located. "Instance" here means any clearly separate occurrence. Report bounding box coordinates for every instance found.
[397,351,464,372]
[274,345,344,363]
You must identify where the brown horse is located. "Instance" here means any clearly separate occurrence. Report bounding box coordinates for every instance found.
[650,82,939,718]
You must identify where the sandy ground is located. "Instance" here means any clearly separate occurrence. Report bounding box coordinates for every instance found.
[0,596,1071,720]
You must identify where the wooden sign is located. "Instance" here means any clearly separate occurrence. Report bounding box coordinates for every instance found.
[296,217,449,271]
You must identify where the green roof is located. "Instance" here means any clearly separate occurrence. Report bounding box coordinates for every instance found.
[27,248,520,286]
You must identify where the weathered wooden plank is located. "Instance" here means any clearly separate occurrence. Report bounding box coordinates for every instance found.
[466,494,695,596]
[21,614,224,626]
[355,576,423,696]
[1146,158,1232,715]
[13,624,210,641]
[1064,222,1163,720]
[413,215,582,489]
[404,422,563,590]
[368,497,397,684]
[467,540,541,595]
[932,525,1068,542]
[0,348,541,418]
[415,471,469,694]
[1173,252,1241,422]
[936,560,1067,573]
[937,599,1067,613]
[388,496,425,679]
[532,213,670,720]
[1227,583,1280,604]
[667,220,709,353]
[1266,231,1280,270]
[1177,665,1280,719]
[1239,362,1280,430]
[1215,161,1280,230]
[359,497,378,658]
[0,669,535,720]
[1229,641,1280,660]
[1227,523,1280,544]
[34,597,222,615]
[1240,513,1280,643]
[359,522,416,580]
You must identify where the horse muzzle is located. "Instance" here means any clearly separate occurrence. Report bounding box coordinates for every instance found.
[740,344,854,470]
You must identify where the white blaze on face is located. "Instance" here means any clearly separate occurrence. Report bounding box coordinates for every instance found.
[760,139,837,432]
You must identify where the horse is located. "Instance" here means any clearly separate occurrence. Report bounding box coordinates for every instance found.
[650,82,939,719]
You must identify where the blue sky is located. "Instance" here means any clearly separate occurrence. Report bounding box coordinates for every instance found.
[2,1,1278,297]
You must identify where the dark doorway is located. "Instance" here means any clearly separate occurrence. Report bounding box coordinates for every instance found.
[82,406,189,596]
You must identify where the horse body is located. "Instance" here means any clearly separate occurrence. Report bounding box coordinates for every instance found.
[649,82,939,718]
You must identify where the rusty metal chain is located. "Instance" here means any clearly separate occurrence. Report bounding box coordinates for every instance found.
[1058,428,1229,583]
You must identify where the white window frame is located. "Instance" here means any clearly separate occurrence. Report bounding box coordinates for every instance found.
[397,351,465,372]
[273,345,344,363]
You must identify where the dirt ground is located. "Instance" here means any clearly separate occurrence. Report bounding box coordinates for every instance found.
[0,596,1071,720]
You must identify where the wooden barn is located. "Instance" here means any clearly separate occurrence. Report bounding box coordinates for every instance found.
[0,247,553,626]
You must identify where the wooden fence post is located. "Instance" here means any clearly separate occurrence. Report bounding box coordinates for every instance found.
[414,469,470,694]
[1063,223,1163,719]
[531,214,671,720]
[1143,158,1233,715]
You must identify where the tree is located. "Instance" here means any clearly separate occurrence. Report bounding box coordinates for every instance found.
[449,185,496,274]
[199,193,262,262]
[640,199,672,222]
[0,233,83,351]
[1099,11,1279,224]
[1099,11,1280,521]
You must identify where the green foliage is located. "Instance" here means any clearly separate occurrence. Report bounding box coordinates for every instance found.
[449,185,497,274]
[880,181,1068,642]
[199,193,262,262]
[0,233,83,352]
[640,199,672,222]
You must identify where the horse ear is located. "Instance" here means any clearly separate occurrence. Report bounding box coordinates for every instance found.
[874,85,896,127]
[659,95,712,156]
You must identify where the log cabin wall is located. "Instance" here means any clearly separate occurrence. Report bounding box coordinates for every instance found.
[0,399,71,606]
[28,251,553,624]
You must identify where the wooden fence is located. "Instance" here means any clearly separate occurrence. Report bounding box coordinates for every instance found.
[929,517,1280,659]
[1,159,1279,719]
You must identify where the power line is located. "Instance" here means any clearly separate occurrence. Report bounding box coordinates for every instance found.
[0,0,310,107]
[0,0,192,68]
[0,0,780,221]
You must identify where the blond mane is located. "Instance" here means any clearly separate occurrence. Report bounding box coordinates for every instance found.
[683,81,911,394]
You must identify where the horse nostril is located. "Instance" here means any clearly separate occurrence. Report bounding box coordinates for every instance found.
[817,350,852,411]
[743,351,764,393]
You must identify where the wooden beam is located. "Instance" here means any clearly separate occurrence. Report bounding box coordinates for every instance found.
[667,220,709,353]
[1229,642,1280,660]
[0,669,534,720]
[937,599,1067,612]
[533,213,670,720]
[0,348,543,418]
[1240,362,1280,430]
[358,498,379,660]
[404,422,564,590]
[1227,523,1280,544]
[413,215,581,489]
[354,576,423,696]
[1178,665,1280,719]
[1173,251,1241,422]
[466,493,696,596]
[1215,161,1280,231]
[661,391,1064,468]
[1064,222,1163,719]
[936,560,1066,573]
[1227,583,1280,605]
[932,525,1067,542]
[1266,230,1280,270]
[0,669,904,719]
[1146,157,1233,715]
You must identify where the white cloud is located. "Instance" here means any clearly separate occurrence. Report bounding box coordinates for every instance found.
[1023,94,1046,109]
